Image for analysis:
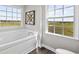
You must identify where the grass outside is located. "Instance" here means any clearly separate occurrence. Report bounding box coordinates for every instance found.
[0,20,21,26]
[48,22,54,33]
[55,22,63,34]
[64,22,73,37]
[48,21,73,37]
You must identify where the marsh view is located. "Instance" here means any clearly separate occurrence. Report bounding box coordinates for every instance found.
[48,21,73,37]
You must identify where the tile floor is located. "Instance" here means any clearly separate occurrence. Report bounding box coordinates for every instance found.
[28,47,56,54]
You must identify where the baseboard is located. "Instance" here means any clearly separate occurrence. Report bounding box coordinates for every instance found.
[42,44,56,53]
[24,44,56,54]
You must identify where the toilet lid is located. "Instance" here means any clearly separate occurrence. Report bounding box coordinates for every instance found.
[56,49,75,54]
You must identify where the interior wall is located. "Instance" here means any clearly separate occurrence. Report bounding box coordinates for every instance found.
[24,5,42,32]
[24,5,42,47]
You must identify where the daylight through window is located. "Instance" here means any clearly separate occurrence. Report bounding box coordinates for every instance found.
[47,5,74,37]
[0,5,22,26]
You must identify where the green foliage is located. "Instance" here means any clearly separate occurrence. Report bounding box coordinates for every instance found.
[0,20,21,26]
[48,21,73,37]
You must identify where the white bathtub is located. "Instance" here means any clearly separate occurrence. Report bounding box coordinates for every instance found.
[0,29,38,54]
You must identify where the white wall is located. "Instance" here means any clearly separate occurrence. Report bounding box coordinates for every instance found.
[24,5,42,32]
[24,5,42,47]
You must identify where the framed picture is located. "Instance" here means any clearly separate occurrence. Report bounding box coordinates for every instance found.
[25,10,35,25]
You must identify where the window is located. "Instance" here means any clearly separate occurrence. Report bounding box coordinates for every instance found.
[0,5,22,26]
[47,5,74,37]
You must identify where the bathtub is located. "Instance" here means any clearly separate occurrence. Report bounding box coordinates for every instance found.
[0,29,38,54]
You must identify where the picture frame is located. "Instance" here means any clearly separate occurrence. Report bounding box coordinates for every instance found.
[25,10,35,25]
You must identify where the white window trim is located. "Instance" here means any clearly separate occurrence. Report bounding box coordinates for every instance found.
[45,5,79,40]
[74,5,79,40]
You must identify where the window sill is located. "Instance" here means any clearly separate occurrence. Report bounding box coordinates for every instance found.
[45,32,76,40]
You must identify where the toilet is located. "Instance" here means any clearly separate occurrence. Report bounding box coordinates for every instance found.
[56,48,75,54]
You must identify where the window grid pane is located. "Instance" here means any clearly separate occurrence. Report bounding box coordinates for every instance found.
[48,11,54,17]
[7,12,12,17]
[7,17,12,20]
[55,5,63,9]
[63,17,74,37]
[48,19,54,33]
[0,6,6,11]
[18,13,21,18]
[55,9,63,17]
[48,5,54,12]
[64,21,73,37]
[64,5,73,8]
[64,6,74,16]
[17,9,21,13]
[7,7,12,12]
[13,8,17,13]
[0,11,6,17]
[0,16,6,20]
[47,5,74,37]
[55,22,63,34]
[0,6,22,26]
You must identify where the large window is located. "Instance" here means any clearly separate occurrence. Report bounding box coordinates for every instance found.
[0,5,22,26]
[47,5,74,37]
